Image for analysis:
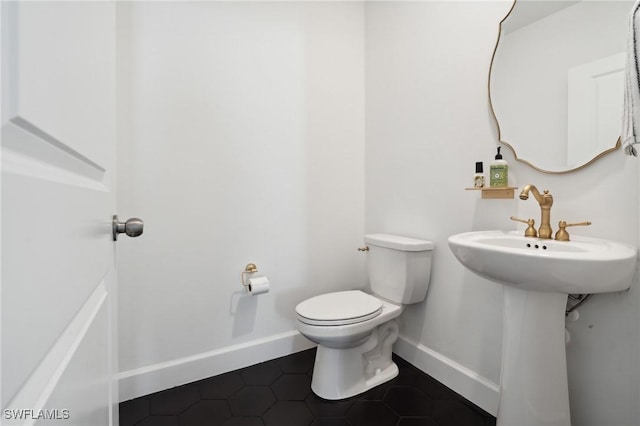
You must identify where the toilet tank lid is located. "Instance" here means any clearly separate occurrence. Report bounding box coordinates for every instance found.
[364,233,433,251]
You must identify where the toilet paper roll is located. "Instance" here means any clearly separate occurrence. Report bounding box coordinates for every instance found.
[247,276,270,296]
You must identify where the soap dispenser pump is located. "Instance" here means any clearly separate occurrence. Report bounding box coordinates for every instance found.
[490,146,508,187]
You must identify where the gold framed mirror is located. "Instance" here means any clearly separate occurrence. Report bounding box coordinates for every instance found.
[489,0,631,174]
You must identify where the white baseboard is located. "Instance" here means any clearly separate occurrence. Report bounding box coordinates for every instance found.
[118,330,499,415]
[118,330,315,402]
[394,335,499,416]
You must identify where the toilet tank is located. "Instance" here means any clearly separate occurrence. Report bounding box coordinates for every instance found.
[365,234,434,304]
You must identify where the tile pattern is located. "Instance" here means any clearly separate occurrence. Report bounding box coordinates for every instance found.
[120,348,496,426]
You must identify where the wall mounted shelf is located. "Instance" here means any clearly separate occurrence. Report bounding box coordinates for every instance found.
[465,187,517,199]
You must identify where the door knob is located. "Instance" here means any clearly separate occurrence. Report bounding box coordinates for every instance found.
[112,215,144,241]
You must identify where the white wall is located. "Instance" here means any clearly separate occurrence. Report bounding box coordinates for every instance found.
[116,1,366,400]
[117,1,640,424]
[365,1,507,411]
[366,1,640,425]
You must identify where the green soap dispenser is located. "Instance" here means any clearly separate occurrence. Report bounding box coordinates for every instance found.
[490,146,508,187]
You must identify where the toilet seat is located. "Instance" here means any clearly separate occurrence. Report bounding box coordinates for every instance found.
[296,290,382,326]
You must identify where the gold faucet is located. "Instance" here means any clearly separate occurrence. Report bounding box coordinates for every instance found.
[554,220,592,241]
[510,216,538,237]
[519,185,554,239]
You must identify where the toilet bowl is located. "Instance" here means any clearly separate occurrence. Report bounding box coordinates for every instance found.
[295,234,433,400]
[296,290,403,399]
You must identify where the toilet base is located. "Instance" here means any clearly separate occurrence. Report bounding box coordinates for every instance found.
[310,320,399,400]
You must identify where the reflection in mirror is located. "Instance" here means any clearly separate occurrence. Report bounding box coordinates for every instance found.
[490,0,632,173]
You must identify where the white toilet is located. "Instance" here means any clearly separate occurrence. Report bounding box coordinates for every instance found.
[295,233,433,400]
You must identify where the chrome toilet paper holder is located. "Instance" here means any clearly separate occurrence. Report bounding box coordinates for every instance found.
[241,263,258,287]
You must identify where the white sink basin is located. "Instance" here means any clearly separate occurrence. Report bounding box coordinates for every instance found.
[448,230,637,426]
[448,230,636,294]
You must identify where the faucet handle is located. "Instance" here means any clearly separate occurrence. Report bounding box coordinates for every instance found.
[555,220,592,241]
[510,216,537,237]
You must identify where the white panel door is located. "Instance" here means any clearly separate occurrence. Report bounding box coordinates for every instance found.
[567,52,625,166]
[2,2,118,425]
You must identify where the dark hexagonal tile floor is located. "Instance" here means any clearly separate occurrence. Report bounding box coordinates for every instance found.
[120,348,496,426]
[228,386,276,416]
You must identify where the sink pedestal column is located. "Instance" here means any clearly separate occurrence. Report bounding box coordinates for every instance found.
[498,286,570,426]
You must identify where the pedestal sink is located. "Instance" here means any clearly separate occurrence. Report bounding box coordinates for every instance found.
[448,230,637,426]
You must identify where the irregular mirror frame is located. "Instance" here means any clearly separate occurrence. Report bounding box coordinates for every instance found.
[489,0,628,174]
